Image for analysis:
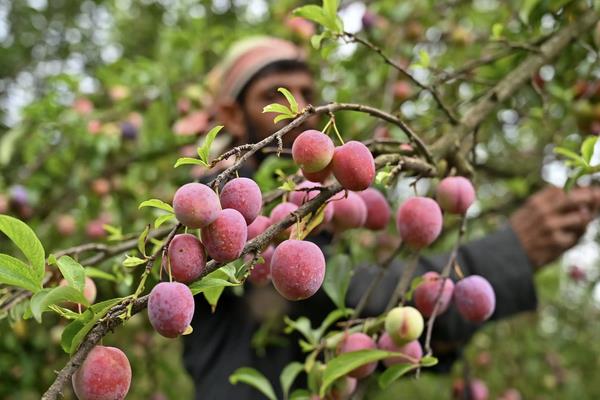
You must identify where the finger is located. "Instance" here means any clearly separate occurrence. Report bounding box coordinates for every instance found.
[548,211,590,231]
[557,187,596,213]
[551,230,578,249]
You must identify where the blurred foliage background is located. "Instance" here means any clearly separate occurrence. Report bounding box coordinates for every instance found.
[2,0,600,398]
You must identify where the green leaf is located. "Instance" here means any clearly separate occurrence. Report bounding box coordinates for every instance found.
[139,199,174,213]
[155,214,175,229]
[315,308,352,339]
[203,285,225,312]
[405,276,424,302]
[311,32,326,49]
[263,103,293,115]
[174,157,207,168]
[322,0,341,32]
[56,256,85,292]
[30,286,90,322]
[293,5,328,27]
[284,316,318,345]
[519,0,542,23]
[491,23,503,39]
[189,277,240,295]
[378,363,419,388]
[103,224,123,241]
[137,225,150,257]
[274,114,295,124]
[0,215,45,282]
[289,389,311,400]
[230,367,277,400]
[85,267,116,282]
[554,147,588,167]
[122,256,147,268]
[0,254,41,292]
[418,50,430,68]
[61,298,122,354]
[323,0,338,19]
[280,362,304,400]
[197,125,223,165]
[581,136,598,164]
[322,254,352,310]
[420,355,439,367]
[278,88,299,114]
[320,350,394,396]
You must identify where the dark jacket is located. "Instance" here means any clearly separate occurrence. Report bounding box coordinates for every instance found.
[182,225,537,399]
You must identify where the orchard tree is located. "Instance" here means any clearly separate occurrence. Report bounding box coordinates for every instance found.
[2,1,600,399]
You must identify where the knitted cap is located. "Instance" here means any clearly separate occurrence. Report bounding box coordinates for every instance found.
[206,36,307,105]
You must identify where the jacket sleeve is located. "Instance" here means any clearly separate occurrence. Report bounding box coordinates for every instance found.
[346,225,538,371]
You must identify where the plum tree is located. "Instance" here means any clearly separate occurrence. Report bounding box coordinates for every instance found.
[377,332,423,367]
[436,176,476,215]
[219,177,262,224]
[147,282,195,338]
[292,129,335,173]
[331,191,367,230]
[201,209,248,262]
[357,188,391,230]
[247,245,275,286]
[453,275,496,323]
[247,215,271,240]
[72,345,131,400]
[414,271,455,318]
[396,196,443,249]
[385,306,424,345]
[331,141,375,191]
[270,239,325,300]
[166,233,206,283]
[173,182,221,229]
[269,201,299,239]
[337,333,377,379]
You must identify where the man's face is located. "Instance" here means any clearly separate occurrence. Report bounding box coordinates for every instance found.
[239,69,319,147]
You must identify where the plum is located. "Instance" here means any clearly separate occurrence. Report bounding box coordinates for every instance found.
[201,209,247,262]
[331,141,375,191]
[337,333,377,379]
[173,183,221,229]
[166,233,206,283]
[377,333,423,367]
[220,177,262,224]
[270,239,325,300]
[414,271,455,318]
[292,130,335,173]
[72,345,131,400]
[385,306,424,345]
[269,202,299,239]
[358,188,391,230]
[247,215,271,240]
[436,176,476,215]
[453,275,495,323]
[59,276,97,310]
[396,196,443,249]
[332,191,367,230]
[302,162,332,183]
[247,245,275,286]
[148,282,195,338]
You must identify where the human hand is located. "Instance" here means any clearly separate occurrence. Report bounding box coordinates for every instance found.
[509,185,600,270]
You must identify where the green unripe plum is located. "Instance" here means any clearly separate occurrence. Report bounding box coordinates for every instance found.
[385,306,424,346]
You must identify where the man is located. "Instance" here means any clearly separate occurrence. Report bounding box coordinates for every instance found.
[183,37,600,399]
